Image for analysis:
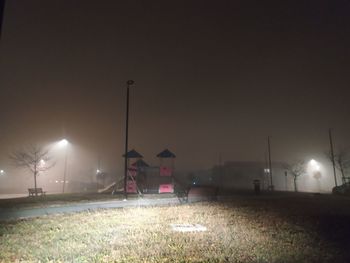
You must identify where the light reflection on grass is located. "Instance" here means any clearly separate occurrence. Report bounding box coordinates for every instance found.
[0,200,346,262]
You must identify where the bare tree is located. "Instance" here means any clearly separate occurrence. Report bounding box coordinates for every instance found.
[10,145,55,196]
[283,161,306,192]
[326,149,350,184]
[335,150,350,184]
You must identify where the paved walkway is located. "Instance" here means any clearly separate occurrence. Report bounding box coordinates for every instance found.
[0,197,182,221]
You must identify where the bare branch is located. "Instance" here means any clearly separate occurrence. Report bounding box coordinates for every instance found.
[283,160,306,178]
[325,148,350,182]
[283,160,306,192]
[9,144,56,191]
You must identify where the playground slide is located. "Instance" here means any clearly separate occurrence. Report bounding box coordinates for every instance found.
[98,179,124,194]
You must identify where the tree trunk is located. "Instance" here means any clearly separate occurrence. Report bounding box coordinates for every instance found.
[34,152,38,196]
[294,177,298,192]
[34,169,38,196]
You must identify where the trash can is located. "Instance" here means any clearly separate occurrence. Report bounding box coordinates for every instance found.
[253,179,260,194]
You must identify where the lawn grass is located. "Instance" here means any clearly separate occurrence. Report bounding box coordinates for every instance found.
[1,194,350,262]
[0,193,123,209]
[0,193,177,209]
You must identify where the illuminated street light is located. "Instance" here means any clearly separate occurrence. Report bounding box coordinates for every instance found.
[57,139,69,193]
[58,139,68,148]
[309,159,321,171]
[310,159,317,165]
[309,159,322,192]
[0,170,4,175]
[315,164,320,171]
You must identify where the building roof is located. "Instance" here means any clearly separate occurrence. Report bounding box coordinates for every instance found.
[122,149,143,158]
[156,149,176,158]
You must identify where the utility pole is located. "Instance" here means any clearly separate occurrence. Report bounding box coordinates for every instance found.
[123,80,134,200]
[267,136,274,190]
[284,171,288,191]
[219,153,222,188]
[264,152,269,190]
[329,128,338,187]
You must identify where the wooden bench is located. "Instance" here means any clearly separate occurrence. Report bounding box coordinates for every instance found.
[28,188,46,196]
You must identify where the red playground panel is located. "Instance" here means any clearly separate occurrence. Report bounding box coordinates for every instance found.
[160,166,172,176]
[159,184,174,193]
[128,165,138,177]
[127,180,137,193]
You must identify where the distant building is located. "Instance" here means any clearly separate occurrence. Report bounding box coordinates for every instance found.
[214,161,286,190]
[185,161,287,191]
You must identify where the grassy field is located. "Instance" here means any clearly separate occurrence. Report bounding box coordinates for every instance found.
[0,193,179,209]
[1,193,350,262]
[0,193,123,209]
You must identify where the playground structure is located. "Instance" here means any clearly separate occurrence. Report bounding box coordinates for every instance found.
[122,148,176,194]
[123,149,143,194]
[156,149,176,193]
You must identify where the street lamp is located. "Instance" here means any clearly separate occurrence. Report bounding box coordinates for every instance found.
[123,80,134,200]
[57,139,69,193]
[58,139,68,148]
[309,159,322,192]
[309,159,320,171]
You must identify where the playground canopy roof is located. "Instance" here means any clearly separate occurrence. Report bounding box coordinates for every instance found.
[123,149,143,158]
[132,159,150,167]
[156,149,176,158]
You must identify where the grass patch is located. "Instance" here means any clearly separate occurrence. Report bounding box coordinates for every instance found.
[0,193,122,209]
[1,194,350,262]
[0,193,176,209]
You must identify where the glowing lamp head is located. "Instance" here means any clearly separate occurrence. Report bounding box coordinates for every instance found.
[58,139,68,147]
[309,159,321,172]
[310,159,317,166]
[0,170,4,175]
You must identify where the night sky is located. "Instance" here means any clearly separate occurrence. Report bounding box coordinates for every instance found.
[1,0,350,177]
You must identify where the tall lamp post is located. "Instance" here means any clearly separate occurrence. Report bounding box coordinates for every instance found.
[58,139,69,193]
[267,136,274,191]
[0,0,5,40]
[123,80,134,200]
